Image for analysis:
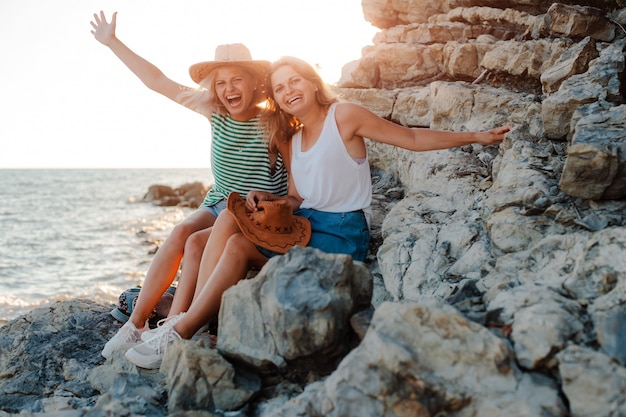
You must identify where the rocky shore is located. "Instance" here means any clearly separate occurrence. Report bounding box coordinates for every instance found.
[2,1,626,416]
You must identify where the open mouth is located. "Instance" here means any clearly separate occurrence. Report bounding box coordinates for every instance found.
[227,94,242,107]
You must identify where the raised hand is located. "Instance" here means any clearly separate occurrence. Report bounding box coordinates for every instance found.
[90,11,117,46]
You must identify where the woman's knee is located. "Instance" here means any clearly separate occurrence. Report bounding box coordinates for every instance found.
[223,234,266,266]
[167,214,214,247]
[184,228,211,257]
[162,224,193,249]
[214,210,240,231]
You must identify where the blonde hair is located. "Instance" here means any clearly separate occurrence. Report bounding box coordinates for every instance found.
[261,56,338,149]
[178,65,269,118]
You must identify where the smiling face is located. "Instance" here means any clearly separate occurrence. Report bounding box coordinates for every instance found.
[270,65,319,118]
[214,65,261,121]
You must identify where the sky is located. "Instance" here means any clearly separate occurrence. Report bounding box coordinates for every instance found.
[0,0,378,169]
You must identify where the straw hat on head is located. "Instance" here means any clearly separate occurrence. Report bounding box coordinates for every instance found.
[189,43,270,84]
[227,192,311,254]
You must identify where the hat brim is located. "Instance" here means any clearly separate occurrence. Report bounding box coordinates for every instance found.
[189,60,270,84]
[227,192,311,254]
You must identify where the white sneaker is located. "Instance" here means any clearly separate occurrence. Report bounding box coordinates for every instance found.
[190,323,210,341]
[140,313,184,342]
[125,325,182,369]
[101,320,148,359]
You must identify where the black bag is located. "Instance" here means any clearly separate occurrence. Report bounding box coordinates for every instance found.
[110,286,176,329]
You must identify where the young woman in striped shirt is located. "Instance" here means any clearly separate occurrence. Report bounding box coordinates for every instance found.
[91,11,289,359]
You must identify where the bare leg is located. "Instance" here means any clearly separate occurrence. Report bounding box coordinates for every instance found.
[129,209,216,328]
[174,232,267,339]
[167,227,212,316]
[191,211,245,303]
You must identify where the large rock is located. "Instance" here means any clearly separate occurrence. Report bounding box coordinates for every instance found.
[560,101,626,200]
[481,39,571,80]
[273,301,565,417]
[540,36,598,94]
[0,300,118,414]
[542,38,625,139]
[544,3,616,42]
[558,345,626,417]
[217,247,373,370]
[488,285,586,370]
[484,139,567,254]
[360,0,578,29]
[143,182,210,208]
[161,341,260,413]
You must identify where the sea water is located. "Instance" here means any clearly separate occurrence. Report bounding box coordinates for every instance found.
[0,168,212,325]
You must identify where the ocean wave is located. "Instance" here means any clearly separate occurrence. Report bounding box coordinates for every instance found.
[0,168,210,327]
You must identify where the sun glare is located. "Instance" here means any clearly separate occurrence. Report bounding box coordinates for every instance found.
[0,0,379,168]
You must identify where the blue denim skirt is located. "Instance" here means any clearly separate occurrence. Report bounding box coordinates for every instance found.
[299,208,370,262]
[256,209,370,262]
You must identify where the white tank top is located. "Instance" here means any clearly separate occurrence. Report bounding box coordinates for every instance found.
[291,103,372,213]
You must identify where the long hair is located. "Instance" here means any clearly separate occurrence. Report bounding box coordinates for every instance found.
[178,65,268,118]
[261,56,338,149]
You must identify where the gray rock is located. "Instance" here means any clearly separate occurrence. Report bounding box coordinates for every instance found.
[544,3,616,42]
[161,340,260,413]
[542,38,625,140]
[85,373,165,417]
[217,247,373,370]
[0,300,116,414]
[595,310,626,366]
[488,286,586,370]
[560,101,626,200]
[540,36,598,94]
[273,300,565,417]
[558,345,626,417]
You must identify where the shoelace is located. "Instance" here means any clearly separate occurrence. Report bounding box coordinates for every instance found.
[120,322,142,340]
[146,327,181,354]
[155,313,184,329]
[153,317,172,329]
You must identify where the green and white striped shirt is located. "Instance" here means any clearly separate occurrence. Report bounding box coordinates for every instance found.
[202,113,288,207]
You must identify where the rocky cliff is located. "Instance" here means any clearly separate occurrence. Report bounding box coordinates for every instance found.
[2,1,626,416]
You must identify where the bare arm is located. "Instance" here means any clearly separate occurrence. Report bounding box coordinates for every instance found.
[336,102,511,152]
[90,11,197,109]
[245,185,302,213]
[245,140,303,212]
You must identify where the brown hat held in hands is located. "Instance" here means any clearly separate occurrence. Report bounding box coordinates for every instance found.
[227,192,311,254]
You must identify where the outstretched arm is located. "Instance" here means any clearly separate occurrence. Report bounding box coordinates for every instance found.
[409,124,511,149]
[90,11,195,107]
[336,102,511,153]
